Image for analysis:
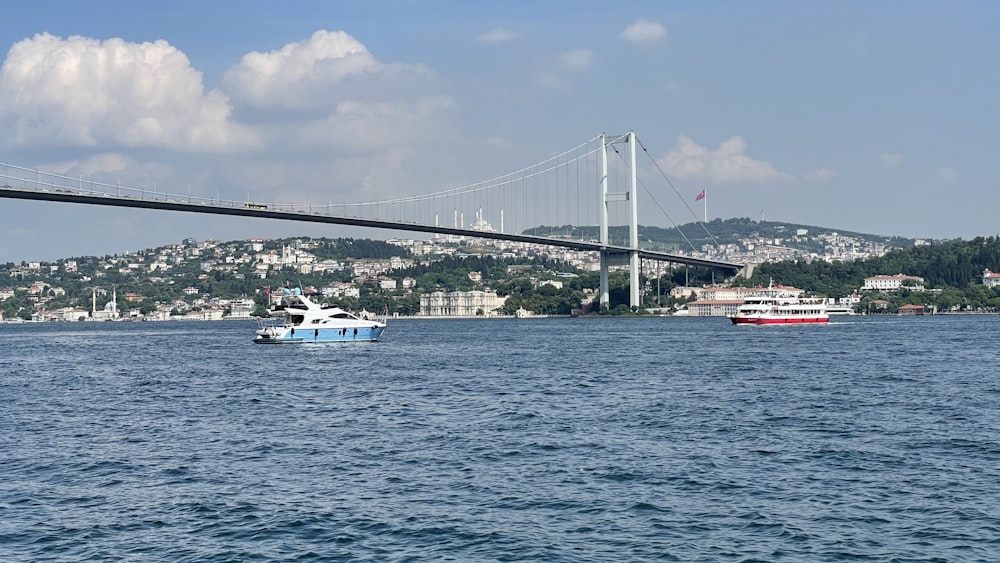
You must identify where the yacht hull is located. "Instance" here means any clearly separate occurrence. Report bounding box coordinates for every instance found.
[254,325,386,344]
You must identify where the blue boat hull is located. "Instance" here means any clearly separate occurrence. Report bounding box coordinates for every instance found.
[253,325,386,344]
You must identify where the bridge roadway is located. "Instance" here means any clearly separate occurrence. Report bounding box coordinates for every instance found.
[0,185,742,273]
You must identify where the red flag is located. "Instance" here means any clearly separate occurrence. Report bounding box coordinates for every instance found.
[695,189,705,202]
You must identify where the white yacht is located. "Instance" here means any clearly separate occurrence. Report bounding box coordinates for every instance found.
[254,290,387,344]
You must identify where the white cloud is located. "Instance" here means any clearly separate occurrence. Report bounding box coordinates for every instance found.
[222,29,439,113]
[476,28,520,45]
[657,135,792,184]
[557,49,593,72]
[296,96,459,153]
[39,154,172,192]
[937,167,959,182]
[0,33,255,151]
[532,49,593,92]
[805,168,837,181]
[218,28,456,164]
[485,136,517,150]
[534,72,571,92]
[36,153,131,177]
[223,30,379,109]
[622,19,667,44]
[880,152,906,167]
[0,30,473,208]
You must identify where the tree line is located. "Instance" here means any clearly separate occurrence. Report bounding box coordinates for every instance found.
[7,235,1000,320]
[743,236,1000,312]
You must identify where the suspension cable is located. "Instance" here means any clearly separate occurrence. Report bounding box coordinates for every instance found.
[634,136,722,248]
[606,142,705,254]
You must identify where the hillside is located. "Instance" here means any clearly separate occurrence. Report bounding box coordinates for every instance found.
[524,217,918,253]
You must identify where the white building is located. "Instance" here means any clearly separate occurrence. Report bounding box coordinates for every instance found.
[862,274,925,292]
[699,285,804,301]
[227,298,257,319]
[319,284,362,299]
[669,286,701,299]
[837,293,863,307]
[983,269,1000,288]
[419,290,507,317]
[181,308,224,321]
[57,307,90,321]
[90,287,119,321]
[686,299,742,317]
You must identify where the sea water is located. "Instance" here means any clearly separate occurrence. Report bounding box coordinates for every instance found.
[1,315,998,561]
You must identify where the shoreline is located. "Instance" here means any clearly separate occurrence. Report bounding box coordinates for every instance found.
[5,310,998,325]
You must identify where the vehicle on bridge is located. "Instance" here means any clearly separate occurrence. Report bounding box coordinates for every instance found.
[244,203,268,210]
[254,289,387,344]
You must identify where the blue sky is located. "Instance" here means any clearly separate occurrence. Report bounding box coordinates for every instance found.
[1,1,997,262]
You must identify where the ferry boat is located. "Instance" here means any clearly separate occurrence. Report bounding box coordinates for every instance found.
[254,289,387,344]
[730,281,828,325]
[825,304,856,316]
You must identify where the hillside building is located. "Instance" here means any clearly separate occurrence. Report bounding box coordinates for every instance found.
[983,269,1000,288]
[419,290,506,317]
[862,275,925,292]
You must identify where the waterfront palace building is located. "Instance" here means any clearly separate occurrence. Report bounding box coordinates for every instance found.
[419,290,507,317]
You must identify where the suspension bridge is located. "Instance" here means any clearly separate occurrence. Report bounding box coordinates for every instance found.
[1,131,744,310]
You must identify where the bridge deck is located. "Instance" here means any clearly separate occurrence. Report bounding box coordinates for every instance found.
[0,185,742,272]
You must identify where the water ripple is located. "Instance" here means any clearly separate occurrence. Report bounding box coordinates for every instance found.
[1,317,999,561]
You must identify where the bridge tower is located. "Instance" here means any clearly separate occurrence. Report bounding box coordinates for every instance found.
[598,132,641,311]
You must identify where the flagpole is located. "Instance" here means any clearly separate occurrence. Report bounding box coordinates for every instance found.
[703,188,707,223]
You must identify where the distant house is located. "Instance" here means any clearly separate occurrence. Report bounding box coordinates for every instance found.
[863,274,925,292]
[686,299,742,317]
[670,286,700,299]
[870,299,890,312]
[898,304,926,315]
[983,269,1000,288]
